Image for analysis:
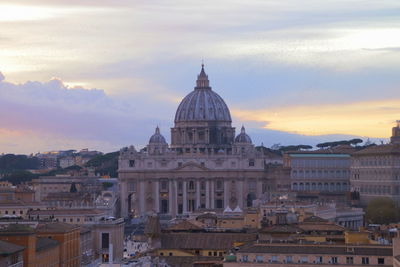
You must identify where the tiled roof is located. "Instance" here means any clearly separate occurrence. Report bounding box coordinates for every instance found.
[144,216,161,236]
[260,225,303,234]
[287,145,358,155]
[160,233,257,250]
[196,212,218,220]
[0,240,25,255]
[302,215,328,223]
[36,222,80,233]
[36,237,59,252]
[238,244,392,256]
[352,144,400,156]
[28,209,105,216]
[0,224,35,234]
[166,220,203,231]
[298,223,345,232]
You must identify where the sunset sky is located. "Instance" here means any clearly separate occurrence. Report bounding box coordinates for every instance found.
[1,0,400,154]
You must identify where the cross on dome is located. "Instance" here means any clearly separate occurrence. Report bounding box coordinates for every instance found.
[196,63,210,89]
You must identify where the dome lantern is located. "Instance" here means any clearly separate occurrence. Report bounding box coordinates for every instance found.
[195,64,210,89]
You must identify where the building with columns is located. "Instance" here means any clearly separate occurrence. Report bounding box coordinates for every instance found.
[118,65,278,218]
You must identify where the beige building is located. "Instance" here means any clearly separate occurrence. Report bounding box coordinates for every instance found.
[27,208,107,225]
[224,243,392,267]
[119,65,277,218]
[284,146,355,194]
[350,122,400,205]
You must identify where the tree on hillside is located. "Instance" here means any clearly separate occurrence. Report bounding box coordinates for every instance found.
[85,151,119,177]
[1,170,39,185]
[0,154,40,171]
[365,197,400,224]
[349,138,363,146]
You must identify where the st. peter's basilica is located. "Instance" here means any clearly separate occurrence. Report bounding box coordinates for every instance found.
[118,65,280,218]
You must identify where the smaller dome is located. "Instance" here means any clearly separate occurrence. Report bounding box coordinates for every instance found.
[235,126,252,144]
[149,126,167,144]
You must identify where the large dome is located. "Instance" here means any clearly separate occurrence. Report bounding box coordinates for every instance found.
[174,65,232,123]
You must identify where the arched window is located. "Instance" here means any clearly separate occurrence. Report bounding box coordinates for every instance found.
[293,183,298,190]
[311,183,316,191]
[336,183,341,191]
[299,183,304,191]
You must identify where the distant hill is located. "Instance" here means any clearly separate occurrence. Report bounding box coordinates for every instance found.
[85,151,119,177]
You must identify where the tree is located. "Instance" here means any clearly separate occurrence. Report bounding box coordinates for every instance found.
[365,197,400,224]
[2,170,39,185]
[349,138,363,146]
[0,154,40,172]
[102,182,114,190]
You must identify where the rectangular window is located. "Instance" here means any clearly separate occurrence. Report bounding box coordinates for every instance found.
[215,199,223,209]
[161,181,168,191]
[362,257,369,265]
[256,255,264,262]
[216,180,223,191]
[300,257,308,263]
[378,258,385,265]
[249,159,255,166]
[331,257,338,264]
[271,255,278,263]
[128,182,136,192]
[200,181,205,190]
[285,256,292,263]
[101,233,109,249]
[242,255,248,262]
[316,256,323,263]
[248,181,256,190]
[129,160,135,167]
[346,257,353,264]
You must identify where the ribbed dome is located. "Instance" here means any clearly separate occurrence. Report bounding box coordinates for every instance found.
[235,126,252,144]
[174,65,232,123]
[149,126,167,144]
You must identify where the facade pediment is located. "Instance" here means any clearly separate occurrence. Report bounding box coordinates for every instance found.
[174,161,209,171]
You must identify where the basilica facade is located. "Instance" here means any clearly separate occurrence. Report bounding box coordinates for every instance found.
[118,65,279,218]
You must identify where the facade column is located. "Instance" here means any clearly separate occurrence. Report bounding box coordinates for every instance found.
[155,181,160,213]
[224,180,229,208]
[120,180,128,217]
[205,180,210,209]
[210,180,215,209]
[196,180,201,209]
[256,180,263,199]
[169,180,173,216]
[183,181,188,213]
[237,180,244,209]
[139,181,145,214]
[174,180,178,216]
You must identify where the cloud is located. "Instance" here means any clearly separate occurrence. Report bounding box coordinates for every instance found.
[232,99,400,138]
[0,72,171,153]
[1,0,400,153]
